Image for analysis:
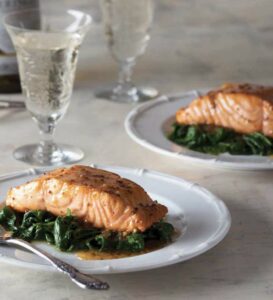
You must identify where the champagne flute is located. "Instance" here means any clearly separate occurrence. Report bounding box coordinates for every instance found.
[4,9,91,166]
[97,0,158,103]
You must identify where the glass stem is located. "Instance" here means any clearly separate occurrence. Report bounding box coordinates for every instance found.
[37,120,58,159]
[118,60,135,87]
[112,60,138,101]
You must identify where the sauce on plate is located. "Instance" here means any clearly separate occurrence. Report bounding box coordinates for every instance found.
[76,240,166,260]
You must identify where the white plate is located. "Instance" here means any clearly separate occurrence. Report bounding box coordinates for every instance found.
[0,165,231,274]
[125,90,273,170]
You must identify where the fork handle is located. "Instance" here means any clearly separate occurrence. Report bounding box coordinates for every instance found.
[5,238,109,290]
[0,100,25,108]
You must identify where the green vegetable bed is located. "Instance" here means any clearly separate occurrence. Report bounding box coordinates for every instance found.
[169,123,273,156]
[0,206,174,253]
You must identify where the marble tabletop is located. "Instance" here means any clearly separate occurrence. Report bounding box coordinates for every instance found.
[1,0,273,299]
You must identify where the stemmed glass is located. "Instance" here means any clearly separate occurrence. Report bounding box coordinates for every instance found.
[4,9,91,166]
[97,0,158,103]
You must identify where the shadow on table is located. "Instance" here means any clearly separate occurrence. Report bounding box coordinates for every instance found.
[103,198,273,297]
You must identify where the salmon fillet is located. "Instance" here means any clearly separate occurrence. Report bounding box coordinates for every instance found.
[5,165,167,233]
[176,83,273,137]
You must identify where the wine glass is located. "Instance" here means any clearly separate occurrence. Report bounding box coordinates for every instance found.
[4,9,91,166]
[97,0,158,103]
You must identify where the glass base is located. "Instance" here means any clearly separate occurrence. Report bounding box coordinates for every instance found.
[13,144,84,166]
[95,86,159,103]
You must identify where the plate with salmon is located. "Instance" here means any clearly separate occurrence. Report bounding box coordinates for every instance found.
[0,165,230,274]
[125,83,273,170]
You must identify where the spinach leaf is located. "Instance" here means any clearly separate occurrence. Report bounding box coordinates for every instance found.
[0,206,17,231]
[117,233,145,252]
[169,123,273,156]
[145,220,174,242]
[0,207,174,253]
[53,215,77,251]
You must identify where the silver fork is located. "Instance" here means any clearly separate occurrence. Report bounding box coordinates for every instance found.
[0,231,109,290]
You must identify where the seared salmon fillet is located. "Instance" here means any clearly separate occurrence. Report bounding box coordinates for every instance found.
[176,83,273,137]
[5,165,167,233]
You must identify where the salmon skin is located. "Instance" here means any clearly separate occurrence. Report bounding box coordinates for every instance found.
[5,165,167,233]
[176,83,273,137]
